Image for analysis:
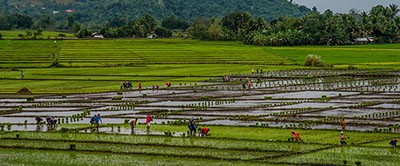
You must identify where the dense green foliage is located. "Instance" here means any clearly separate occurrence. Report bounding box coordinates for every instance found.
[0,0,310,29]
[188,5,400,45]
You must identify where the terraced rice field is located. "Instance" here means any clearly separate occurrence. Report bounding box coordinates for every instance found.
[0,69,399,165]
[1,38,400,165]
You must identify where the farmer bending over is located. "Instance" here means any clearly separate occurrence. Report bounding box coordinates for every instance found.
[290,130,303,142]
[339,132,347,145]
[389,138,398,148]
[198,127,210,137]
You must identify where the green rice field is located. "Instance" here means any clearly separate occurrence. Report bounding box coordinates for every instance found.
[0,126,398,166]
[0,35,400,165]
[0,38,399,93]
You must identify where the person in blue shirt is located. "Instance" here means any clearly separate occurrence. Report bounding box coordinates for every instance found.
[93,114,102,133]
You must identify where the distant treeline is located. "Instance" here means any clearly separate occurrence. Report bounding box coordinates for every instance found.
[188,4,400,46]
[1,4,399,46]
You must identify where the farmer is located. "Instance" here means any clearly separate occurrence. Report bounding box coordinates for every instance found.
[50,117,57,126]
[389,138,398,148]
[90,114,97,126]
[339,132,347,145]
[21,71,24,79]
[94,114,102,133]
[198,127,210,137]
[291,130,303,142]
[120,81,123,90]
[138,82,142,93]
[247,81,252,89]
[188,118,197,136]
[128,81,132,89]
[46,116,51,125]
[146,114,153,131]
[341,118,347,130]
[35,116,43,124]
[241,82,246,89]
[130,118,138,134]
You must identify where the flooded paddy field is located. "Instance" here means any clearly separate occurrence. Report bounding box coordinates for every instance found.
[1,69,399,132]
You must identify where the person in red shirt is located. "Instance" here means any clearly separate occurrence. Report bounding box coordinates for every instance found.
[166,82,171,88]
[138,82,142,93]
[146,114,153,130]
[291,130,303,142]
[198,127,210,137]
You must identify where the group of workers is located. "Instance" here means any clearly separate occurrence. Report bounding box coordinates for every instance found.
[120,82,172,92]
[288,118,398,148]
[34,114,396,147]
[128,115,210,137]
[188,118,210,137]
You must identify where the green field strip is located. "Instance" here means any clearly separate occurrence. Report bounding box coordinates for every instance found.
[0,139,276,160]
[0,132,328,153]
[0,137,291,153]
[270,146,400,166]
[0,147,279,166]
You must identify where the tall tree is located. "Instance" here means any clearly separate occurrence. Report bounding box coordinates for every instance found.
[221,12,253,39]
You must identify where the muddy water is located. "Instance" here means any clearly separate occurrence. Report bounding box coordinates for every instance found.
[3,111,137,118]
[274,102,351,109]
[1,69,399,132]
[199,119,255,126]
[301,108,395,117]
[370,104,400,109]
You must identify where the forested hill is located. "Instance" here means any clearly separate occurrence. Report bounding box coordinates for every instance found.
[0,0,310,25]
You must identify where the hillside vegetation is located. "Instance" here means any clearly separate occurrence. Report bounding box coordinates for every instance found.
[0,0,310,26]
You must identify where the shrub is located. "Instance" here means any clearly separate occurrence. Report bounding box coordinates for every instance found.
[116,91,123,95]
[60,128,69,133]
[69,144,76,150]
[17,87,31,94]
[26,97,35,102]
[304,54,324,67]
[348,65,357,70]
[264,96,273,100]
[200,96,209,100]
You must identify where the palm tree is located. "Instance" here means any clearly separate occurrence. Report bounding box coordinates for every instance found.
[387,4,400,18]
